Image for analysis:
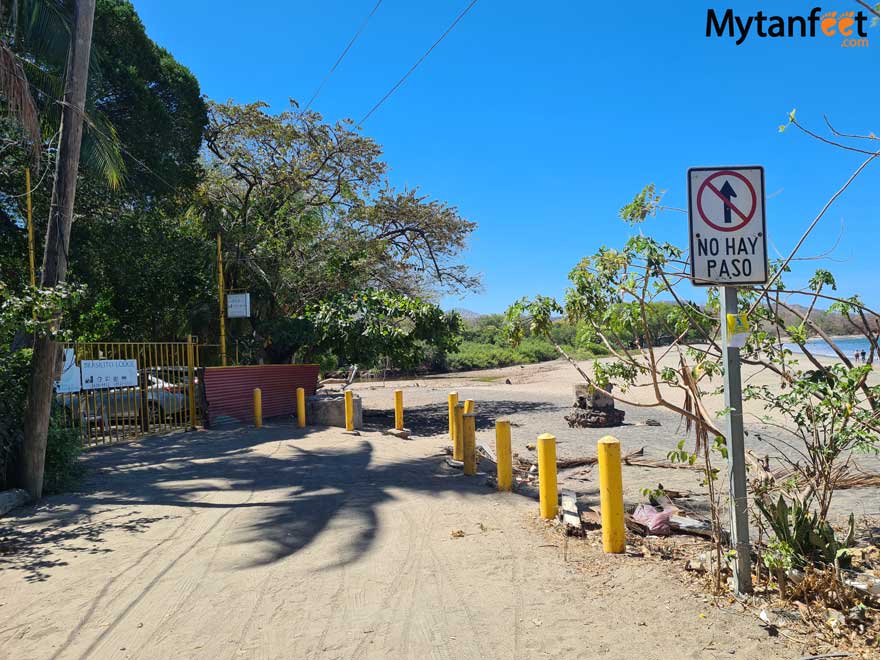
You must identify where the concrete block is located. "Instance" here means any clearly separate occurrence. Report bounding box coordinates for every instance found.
[573,382,615,409]
[0,488,30,517]
[306,393,363,429]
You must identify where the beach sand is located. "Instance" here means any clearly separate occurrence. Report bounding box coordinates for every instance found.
[352,351,880,525]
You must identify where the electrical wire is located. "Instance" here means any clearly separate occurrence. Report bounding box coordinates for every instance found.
[303,0,384,112]
[357,0,479,126]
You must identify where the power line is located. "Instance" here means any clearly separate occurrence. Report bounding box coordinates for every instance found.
[357,0,480,126]
[303,0,384,112]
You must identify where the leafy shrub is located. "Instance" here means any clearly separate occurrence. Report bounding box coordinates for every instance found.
[569,341,609,359]
[446,341,523,371]
[512,337,558,363]
[0,349,31,490]
[756,495,855,569]
[0,350,83,494]
[42,411,84,495]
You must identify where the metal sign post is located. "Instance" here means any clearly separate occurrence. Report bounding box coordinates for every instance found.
[719,286,752,595]
[688,165,766,596]
[217,234,227,367]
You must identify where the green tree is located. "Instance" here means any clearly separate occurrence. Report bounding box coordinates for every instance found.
[194,99,477,353]
[306,289,461,370]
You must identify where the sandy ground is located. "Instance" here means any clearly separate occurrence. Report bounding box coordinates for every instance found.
[353,356,880,523]
[0,421,790,660]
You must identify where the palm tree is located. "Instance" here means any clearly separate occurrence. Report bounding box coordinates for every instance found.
[0,0,123,185]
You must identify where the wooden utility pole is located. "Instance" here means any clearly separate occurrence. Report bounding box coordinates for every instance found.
[21,0,96,499]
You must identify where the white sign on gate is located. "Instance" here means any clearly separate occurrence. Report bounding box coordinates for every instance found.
[54,348,81,393]
[227,292,251,318]
[81,359,138,390]
[688,166,767,286]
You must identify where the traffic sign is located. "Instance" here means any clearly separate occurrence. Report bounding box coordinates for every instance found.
[688,166,767,286]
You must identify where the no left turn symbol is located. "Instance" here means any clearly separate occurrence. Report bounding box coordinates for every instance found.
[696,170,757,232]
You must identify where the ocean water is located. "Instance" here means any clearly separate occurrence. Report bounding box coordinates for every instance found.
[784,336,872,358]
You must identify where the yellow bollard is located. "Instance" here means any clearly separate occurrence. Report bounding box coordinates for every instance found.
[463,413,477,476]
[448,391,458,442]
[537,433,557,519]
[253,388,262,428]
[496,420,512,492]
[453,403,464,461]
[296,387,306,428]
[463,399,474,414]
[394,389,404,430]
[344,390,354,431]
[598,435,625,553]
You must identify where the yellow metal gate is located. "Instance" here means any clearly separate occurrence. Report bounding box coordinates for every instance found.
[56,339,201,447]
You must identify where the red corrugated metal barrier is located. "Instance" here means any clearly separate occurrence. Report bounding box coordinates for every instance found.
[203,364,319,426]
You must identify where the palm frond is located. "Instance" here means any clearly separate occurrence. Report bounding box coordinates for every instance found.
[79,109,125,190]
[0,41,40,166]
[15,0,70,63]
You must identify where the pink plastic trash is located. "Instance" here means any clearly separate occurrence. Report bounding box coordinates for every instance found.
[633,503,673,535]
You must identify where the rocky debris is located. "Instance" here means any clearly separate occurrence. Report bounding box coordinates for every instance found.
[565,382,625,428]
[565,406,625,428]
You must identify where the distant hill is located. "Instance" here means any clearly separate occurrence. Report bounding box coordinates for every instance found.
[772,303,876,337]
[448,308,483,321]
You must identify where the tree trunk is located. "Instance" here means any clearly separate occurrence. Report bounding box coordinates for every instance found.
[20,0,96,500]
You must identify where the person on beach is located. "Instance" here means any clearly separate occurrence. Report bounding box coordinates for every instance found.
[854,350,861,365]
[862,349,868,364]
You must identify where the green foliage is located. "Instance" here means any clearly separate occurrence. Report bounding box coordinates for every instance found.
[1,281,85,340]
[755,495,855,569]
[764,538,795,571]
[446,341,524,371]
[307,289,461,370]
[747,364,879,457]
[667,439,697,466]
[446,336,563,371]
[66,211,214,341]
[619,184,664,225]
[0,348,30,490]
[42,410,83,495]
[512,336,559,363]
[503,296,562,347]
[258,317,317,365]
[91,0,207,195]
[807,268,836,293]
[460,313,506,344]
[447,313,605,372]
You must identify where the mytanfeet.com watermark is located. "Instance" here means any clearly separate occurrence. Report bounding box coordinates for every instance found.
[707,7,871,47]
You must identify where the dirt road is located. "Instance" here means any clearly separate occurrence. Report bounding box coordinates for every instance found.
[1,422,786,660]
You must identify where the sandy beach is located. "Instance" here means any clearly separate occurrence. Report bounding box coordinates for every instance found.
[352,351,880,524]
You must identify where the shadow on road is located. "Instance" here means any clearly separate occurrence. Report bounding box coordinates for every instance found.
[362,399,561,435]
[0,404,533,582]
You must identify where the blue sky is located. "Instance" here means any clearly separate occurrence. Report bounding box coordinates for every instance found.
[133,1,879,313]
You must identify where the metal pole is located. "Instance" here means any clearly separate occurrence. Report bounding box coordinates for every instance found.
[394,389,404,430]
[186,335,197,430]
[720,286,752,594]
[25,167,35,287]
[598,435,625,553]
[216,234,227,366]
[463,413,477,476]
[537,433,557,519]
[495,419,512,492]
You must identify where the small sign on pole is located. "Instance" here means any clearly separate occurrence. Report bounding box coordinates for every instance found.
[227,293,251,318]
[688,166,767,286]
[726,313,750,348]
